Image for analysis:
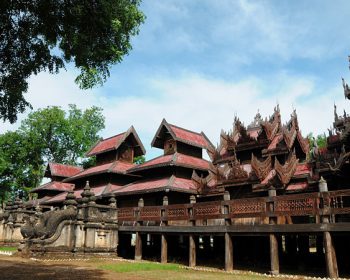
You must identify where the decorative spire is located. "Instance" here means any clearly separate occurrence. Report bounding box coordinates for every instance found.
[64,190,78,207]
[81,181,92,205]
[342,77,350,99]
[88,188,97,205]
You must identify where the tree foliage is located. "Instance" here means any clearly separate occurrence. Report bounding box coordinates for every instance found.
[0,105,105,201]
[0,0,145,123]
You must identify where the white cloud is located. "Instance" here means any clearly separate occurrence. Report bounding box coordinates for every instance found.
[3,69,348,160]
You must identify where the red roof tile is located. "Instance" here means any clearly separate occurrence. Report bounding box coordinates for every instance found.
[151,119,213,150]
[87,133,125,156]
[176,153,210,170]
[31,181,74,193]
[65,160,136,182]
[247,128,260,140]
[86,126,146,157]
[47,162,83,178]
[114,176,196,195]
[128,153,209,173]
[267,134,283,151]
[294,163,312,176]
[169,124,210,148]
[286,182,308,191]
[261,169,276,185]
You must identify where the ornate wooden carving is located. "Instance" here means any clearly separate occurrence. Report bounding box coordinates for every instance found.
[229,199,266,215]
[220,158,248,182]
[140,207,161,220]
[274,197,316,216]
[283,126,297,150]
[193,204,221,218]
[251,154,272,181]
[261,106,281,141]
[274,152,299,185]
[118,208,134,220]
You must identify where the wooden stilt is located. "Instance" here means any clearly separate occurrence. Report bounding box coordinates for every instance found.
[324,231,338,278]
[270,233,280,275]
[189,235,196,267]
[225,232,233,271]
[161,234,167,263]
[268,188,279,275]
[135,232,142,260]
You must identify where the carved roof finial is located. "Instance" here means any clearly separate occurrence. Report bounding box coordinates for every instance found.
[334,103,338,121]
[342,77,350,99]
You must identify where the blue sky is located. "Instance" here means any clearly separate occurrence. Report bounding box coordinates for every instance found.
[2,0,350,160]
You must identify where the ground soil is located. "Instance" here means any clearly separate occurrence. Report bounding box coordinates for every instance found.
[0,255,306,280]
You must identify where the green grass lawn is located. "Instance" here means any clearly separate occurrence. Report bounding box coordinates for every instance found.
[100,262,180,272]
[0,247,17,251]
[98,261,279,280]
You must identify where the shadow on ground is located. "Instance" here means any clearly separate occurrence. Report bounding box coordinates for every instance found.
[0,258,106,280]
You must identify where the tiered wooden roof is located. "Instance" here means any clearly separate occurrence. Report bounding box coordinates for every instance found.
[87,126,145,157]
[44,162,83,178]
[151,119,213,150]
[198,107,312,195]
[122,119,213,195]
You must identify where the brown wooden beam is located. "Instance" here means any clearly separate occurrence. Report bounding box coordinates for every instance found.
[119,223,350,234]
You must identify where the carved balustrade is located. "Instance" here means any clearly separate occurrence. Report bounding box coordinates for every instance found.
[116,189,350,225]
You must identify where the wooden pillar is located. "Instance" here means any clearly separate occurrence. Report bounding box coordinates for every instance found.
[319,177,338,279]
[161,196,168,263]
[135,232,142,260]
[189,195,196,267]
[268,188,279,275]
[225,233,233,271]
[135,198,144,261]
[324,231,338,278]
[223,191,233,271]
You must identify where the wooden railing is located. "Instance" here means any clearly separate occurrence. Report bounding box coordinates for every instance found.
[117,189,350,224]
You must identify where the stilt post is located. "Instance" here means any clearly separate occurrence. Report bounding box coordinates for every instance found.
[161,196,168,263]
[135,198,144,261]
[319,178,338,279]
[189,195,196,267]
[268,188,279,276]
[223,191,233,271]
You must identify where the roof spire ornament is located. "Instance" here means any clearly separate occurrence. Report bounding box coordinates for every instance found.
[334,103,338,121]
[342,77,350,99]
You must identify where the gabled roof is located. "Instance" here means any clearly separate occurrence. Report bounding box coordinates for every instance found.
[112,175,197,196]
[30,181,74,193]
[128,152,210,173]
[86,126,146,157]
[64,160,137,182]
[151,119,214,150]
[45,162,83,178]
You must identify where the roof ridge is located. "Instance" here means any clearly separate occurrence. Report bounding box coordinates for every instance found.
[49,162,83,169]
[168,122,203,136]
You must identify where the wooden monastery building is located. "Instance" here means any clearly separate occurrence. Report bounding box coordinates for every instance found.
[6,77,350,279]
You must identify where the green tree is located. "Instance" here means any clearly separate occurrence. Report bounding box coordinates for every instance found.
[133,155,145,164]
[0,105,105,200]
[19,104,105,164]
[0,0,145,123]
[0,131,43,202]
